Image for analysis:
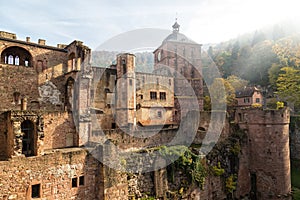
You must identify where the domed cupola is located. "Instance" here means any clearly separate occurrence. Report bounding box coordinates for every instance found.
[162,20,196,44]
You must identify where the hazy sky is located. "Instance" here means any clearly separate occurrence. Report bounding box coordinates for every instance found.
[1,0,299,50]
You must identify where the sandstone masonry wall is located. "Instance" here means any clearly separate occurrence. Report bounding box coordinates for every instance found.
[0,148,101,200]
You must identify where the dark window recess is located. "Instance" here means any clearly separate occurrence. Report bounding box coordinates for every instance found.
[256,98,260,103]
[250,173,257,200]
[244,98,250,103]
[122,59,126,74]
[79,176,85,186]
[31,184,41,198]
[150,92,157,100]
[157,111,162,118]
[129,79,133,86]
[140,95,143,100]
[160,92,166,100]
[112,123,116,129]
[72,177,77,188]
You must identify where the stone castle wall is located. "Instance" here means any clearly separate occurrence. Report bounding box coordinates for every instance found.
[0,148,101,200]
[43,111,78,150]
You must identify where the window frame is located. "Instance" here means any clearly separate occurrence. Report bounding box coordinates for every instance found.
[150,91,157,100]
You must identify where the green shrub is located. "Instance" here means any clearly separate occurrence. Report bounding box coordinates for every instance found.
[225,174,237,194]
[212,162,225,176]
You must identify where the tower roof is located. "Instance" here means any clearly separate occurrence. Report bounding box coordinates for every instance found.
[162,21,196,44]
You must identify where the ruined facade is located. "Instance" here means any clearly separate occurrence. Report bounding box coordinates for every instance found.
[0,22,292,200]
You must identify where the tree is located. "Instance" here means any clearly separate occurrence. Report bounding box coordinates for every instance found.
[276,67,300,109]
[268,63,282,89]
[226,75,248,91]
[209,78,236,109]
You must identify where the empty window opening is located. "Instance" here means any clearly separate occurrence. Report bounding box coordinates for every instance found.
[238,113,243,121]
[21,120,35,157]
[15,56,19,65]
[25,59,29,67]
[150,92,157,100]
[79,176,85,186]
[250,173,257,200]
[8,55,14,64]
[68,53,76,71]
[160,92,166,100]
[122,59,126,74]
[72,177,77,188]
[31,184,41,198]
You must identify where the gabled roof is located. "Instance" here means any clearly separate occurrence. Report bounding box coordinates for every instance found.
[236,86,260,98]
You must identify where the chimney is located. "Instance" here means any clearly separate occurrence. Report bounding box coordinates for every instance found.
[26,37,30,42]
[21,97,27,111]
[38,39,46,45]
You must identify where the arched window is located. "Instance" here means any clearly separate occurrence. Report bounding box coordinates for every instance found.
[8,55,14,64]
[21,120,35,157]
[15,56,19,65]
[1,46,32,66]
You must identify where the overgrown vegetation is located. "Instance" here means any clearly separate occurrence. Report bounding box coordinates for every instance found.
[225,174,237,194]
[206,127,245,196]
[159,145,207,191]
[211,162,225,176]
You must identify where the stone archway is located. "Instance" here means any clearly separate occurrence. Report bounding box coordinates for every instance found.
[1,46,32,67]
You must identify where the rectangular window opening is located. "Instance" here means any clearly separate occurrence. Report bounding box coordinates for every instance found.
[72,177,78,188]
[79,176,85,186]
[31,184,41,198]
[150,91,157,100]
[160,92,166,100]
